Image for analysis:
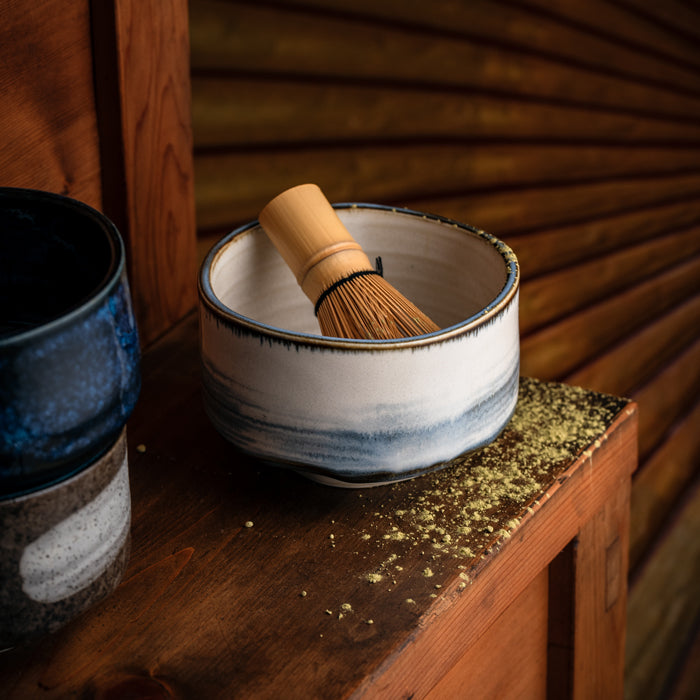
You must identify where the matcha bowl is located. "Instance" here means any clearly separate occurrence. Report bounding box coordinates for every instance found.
[199,203,519,487]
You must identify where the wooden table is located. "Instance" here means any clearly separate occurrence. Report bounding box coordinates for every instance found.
[0,314,638,699]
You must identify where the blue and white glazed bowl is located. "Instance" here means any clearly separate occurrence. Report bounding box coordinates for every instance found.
[199,204,519,487]
[0,188,140,498]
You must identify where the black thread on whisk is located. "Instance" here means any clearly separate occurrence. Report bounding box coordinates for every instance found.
[314,269,382,317]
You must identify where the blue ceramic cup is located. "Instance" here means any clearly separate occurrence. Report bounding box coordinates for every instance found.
[0,188,140,498]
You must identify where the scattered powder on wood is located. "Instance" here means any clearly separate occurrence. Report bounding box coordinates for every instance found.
[353,378,627,595]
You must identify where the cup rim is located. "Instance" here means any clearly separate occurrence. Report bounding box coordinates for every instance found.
[0,187,125,348]
[198,202,519,350]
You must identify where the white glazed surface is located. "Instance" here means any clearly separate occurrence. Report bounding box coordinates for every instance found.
[19,450,130,603]
[200,206,520,485]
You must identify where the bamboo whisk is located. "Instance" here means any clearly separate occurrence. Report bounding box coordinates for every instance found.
[258,184,440,340]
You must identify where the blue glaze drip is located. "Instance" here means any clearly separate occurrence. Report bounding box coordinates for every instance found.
[201,358,519,479]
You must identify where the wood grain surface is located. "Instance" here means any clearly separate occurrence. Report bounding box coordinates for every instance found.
[0,0,102,207]
[0,315,637,698]
[93,0,198,345]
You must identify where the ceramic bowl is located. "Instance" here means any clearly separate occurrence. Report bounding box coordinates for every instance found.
[0,187,140,498]
[199,204,519,486]
[0,428,131,649]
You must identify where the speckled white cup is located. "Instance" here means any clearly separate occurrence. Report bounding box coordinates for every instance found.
[199,204,520,486]
[0,429,130,648]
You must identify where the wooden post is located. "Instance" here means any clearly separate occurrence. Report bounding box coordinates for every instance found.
[91,0,197,346]
[571,473,632,698]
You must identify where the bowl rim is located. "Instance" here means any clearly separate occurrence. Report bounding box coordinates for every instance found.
[0,187,125,348]
[198,202,519,350]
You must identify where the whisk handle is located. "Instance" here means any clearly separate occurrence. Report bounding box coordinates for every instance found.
[258,184,373,302]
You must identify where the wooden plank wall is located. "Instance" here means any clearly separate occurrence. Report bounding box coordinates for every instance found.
[188,1,700,697]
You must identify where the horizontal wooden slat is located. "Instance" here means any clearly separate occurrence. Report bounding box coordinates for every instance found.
[625,476,700,700]
[629,397,700,570]
[519,225,700,333]
[191,77,700,149]
[409,174,700,240]
[194,185,700,270]
[666,616,700,700]
[189,1,700,119]
[512,197,700,278]
[611,0,700,49]
[193,144,700,231]
[519,255,700,380]
[261,0,700,94]
[631,337,700,463]
[196,172,700,251]
[518,0,700,72]
[566,294,700,398]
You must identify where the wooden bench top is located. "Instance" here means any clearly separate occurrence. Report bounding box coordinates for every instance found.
[0,313,638,698]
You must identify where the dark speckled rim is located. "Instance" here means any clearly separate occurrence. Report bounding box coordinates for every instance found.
[0,187,124,348]
[199,203,519,350]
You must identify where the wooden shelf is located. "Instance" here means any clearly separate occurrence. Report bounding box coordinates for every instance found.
[0,314,638,699]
